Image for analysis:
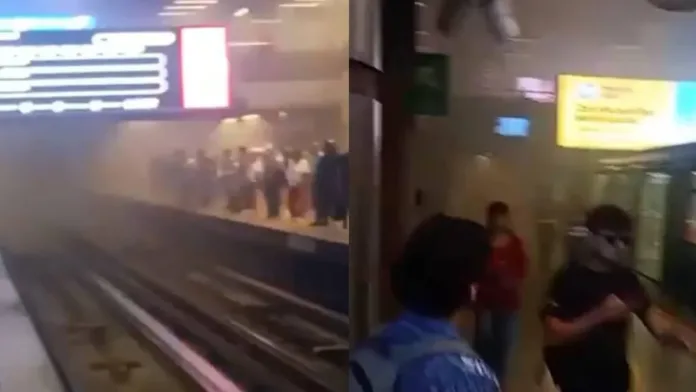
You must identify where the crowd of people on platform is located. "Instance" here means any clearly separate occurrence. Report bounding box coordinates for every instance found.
[149,140,348,227]
[350,203,696,392]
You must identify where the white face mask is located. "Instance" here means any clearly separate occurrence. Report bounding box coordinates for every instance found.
[588,233,633,269]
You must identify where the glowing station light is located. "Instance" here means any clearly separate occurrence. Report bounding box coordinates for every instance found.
[0,15,96,31]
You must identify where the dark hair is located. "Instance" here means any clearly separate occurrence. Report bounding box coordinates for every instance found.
[486,201,510,227]
[585,204,632,234]
[391,214,491,318]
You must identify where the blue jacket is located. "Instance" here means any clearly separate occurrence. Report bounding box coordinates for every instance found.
[353,312,500,392]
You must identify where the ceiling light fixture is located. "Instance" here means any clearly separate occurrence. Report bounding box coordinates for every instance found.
[251,18,282,23]
[241,114,260,121]
[158,11,192,16]
[165,4,207,10]
[233,7,250,16]
[228,41,271,47]
[415,1,426,6]
[174,0,217,4]
[279,2,320,7]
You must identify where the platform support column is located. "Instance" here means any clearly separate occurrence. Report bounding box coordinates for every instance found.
[349,0,414,344]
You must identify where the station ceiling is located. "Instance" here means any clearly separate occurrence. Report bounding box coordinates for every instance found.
[2,0,347,78]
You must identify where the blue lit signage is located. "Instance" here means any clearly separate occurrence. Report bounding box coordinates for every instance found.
[495,116,530,137]
[0,16,95,32]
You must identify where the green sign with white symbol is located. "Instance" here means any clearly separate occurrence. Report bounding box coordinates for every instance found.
[411,53,449,116]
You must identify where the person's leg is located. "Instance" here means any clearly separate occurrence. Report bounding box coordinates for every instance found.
[550,365,630,392]
[313,190,329,225]
[473,310,494,369]
[267,190,280,218]
[288,186,299,217]
[495,311,519,380]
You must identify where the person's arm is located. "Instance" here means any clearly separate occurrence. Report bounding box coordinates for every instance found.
[541,269,632,346]
[636,304,696,352]
[613,273,693,351]
[543,295,630,346]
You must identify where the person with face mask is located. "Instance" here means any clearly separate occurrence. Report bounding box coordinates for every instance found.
[474,202,528,383]
[542,204,694,392]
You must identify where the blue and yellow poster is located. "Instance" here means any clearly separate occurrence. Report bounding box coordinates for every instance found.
[557,75,696,150]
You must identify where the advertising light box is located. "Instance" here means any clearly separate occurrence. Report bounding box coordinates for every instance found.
[0,26,230,117]
[557,75,696,150]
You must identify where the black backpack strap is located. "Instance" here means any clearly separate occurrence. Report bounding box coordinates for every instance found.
[349,360,374,392]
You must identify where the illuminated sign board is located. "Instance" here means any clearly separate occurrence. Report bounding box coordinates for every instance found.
[495,116,530,137]
[516,77,555,103]
[557,75,696,150]
[0,16,95,31]
[0,27,230,116]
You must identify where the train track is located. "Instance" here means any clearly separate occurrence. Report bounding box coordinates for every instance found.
[62,233,347,392]
[3,250,214,392]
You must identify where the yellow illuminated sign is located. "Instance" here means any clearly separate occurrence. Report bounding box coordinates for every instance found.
[557,75,680,150]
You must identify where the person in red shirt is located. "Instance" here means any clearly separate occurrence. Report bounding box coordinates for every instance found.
[474,201,528,383]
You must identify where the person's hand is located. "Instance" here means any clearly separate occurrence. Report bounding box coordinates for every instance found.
[596,294,633,322]
[649,309,696,353]
[657,333,691,351]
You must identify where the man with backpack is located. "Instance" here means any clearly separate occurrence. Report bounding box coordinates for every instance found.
[350,214,501,392]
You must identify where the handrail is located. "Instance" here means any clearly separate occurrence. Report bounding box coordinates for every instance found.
[92,275,244,392]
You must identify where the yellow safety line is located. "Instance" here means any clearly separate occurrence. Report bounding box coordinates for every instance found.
[631,361,645,392]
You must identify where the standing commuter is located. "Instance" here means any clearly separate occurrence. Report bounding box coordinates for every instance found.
[312,140,341,226]
[261,151,286,219]
[542,205,694,392]
[350,214,501,392]
[475,202,528,382]
[218,148,236,209]
[193,149,215,208]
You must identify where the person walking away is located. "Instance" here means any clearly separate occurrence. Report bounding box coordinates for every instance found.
[234,147,255,212]
[312,140,339,226]
[164,149,187,206]
[542,204,694,392]
[248,150,265,213]
[350,214,501,392]
[261,152,286,219]
[193,149,215,208]
[286,150,311,219]
[475,202,528,383]
[218,149,237,211]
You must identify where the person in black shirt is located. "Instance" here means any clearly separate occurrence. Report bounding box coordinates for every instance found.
[541,205,693,392]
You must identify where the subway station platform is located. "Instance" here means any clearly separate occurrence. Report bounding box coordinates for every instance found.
[0,258,64,392]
